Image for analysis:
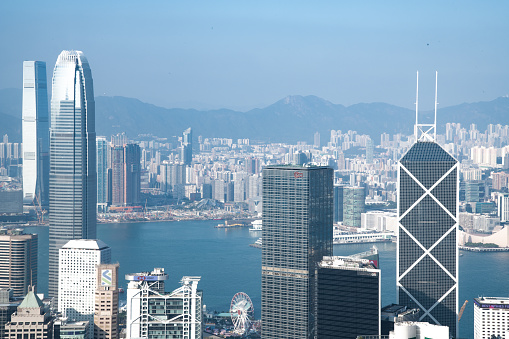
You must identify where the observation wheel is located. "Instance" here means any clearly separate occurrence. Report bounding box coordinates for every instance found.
[230,292,254,335]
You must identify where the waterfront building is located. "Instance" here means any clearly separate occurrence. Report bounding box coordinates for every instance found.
[498,193,509,222]
[398,141,459,336]
[111,144,140,206]
[58,239,111,338]
[94,263,119,339]
[333,185,344,223]
[0,229,38,297]
[126,268,202,339]
[22,61,49,207]
[262,165,333,339]
[182,127,193,165]
[474,297,509,339]
[48,50,97,301]
[96,136,109,211]
[316,247,381,338]
[343,186,365,227]
[361,210,398,232]
[5,289,54,339]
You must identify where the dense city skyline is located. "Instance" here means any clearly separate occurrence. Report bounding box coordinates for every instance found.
[1,1,508,111]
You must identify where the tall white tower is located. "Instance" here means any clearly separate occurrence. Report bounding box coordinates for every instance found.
[22,61,49,207]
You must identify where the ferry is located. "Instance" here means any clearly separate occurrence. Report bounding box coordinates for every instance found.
[250,237,262,249]
[333,229,394,244]
[249,220,262,232]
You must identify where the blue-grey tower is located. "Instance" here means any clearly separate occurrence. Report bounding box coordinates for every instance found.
[181,127,192,166]
[397,72,458,337]
[22,61,49,207]
[262,165,333,339]
[48,50,97,301]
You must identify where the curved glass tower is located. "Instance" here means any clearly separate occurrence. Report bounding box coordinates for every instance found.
[48,50,96,300]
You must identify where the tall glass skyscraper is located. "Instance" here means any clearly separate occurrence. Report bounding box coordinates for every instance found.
[96,136,109,211]
[181,127,192,165]
[397,141,458,337]
[48,50,96,300]
[22,61,49,207]
[262,165,333,339]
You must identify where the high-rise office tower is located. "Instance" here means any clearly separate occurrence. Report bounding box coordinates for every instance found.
[48,51,97,300]
[22,61,49,207]
[316,247,381,338]
[343,186,365,227]
[96,136,109,211]
[48,50,97,301]
[182,127,192,165]
[262,165,333,339]
[498,193,509,222]
[333,185,344,223]
[94,263,119,339]
[474,297,509,339]
[59,239,111,339]
[0,229,38,297]
[126,268,202,339]
[111,143,140,206]
[397,72,458,337]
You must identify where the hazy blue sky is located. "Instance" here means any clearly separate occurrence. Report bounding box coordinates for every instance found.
[1,1,508,111]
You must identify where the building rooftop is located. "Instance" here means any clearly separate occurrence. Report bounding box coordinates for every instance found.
[474,297,509,306]
[62,239,109,250]
[18,291,43,309]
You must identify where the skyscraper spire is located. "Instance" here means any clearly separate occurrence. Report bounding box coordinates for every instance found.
[414,71,438,142]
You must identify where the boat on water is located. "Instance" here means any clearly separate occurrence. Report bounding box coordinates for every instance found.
[250,237,262,249]
[249,220,262,232]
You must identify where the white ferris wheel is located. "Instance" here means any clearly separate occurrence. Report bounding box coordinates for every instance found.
[230,292,254,335]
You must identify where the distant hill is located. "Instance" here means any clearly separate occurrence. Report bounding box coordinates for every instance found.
[1,88,509,144]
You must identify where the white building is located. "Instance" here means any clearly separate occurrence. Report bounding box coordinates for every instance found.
[498,193,509,222]
[389,321,449,338]
[361,210,398,232]
[22,61,49,206]
[126,268,202,339]
[474,297,509,339]
[58,239,111,339]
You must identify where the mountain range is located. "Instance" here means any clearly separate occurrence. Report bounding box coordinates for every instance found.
[1,88,509,144]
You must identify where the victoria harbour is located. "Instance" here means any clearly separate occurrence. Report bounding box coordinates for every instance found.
[24,220,508,338]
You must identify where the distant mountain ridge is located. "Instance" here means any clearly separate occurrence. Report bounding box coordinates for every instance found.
[1,88,509,144]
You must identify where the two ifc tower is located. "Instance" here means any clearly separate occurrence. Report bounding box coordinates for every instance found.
[398,71,459,337]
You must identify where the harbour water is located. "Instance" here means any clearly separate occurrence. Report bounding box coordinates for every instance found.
[26,220,508,338]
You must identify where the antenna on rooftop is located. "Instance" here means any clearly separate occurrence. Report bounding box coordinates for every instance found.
[414,71,437,142]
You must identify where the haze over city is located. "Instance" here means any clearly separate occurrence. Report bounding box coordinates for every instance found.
[1,1,508,111]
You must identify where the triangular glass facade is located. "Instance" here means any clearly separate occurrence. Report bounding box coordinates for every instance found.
[398,141,458,337]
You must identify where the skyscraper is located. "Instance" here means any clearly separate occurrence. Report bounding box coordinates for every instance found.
[96,136,109,211]
[126,268,202,339]
[262,165,333,339]
[397,73,458,337]
[316,247,381,338]
[110,143,140,206]
[333,185,344,223]
[343,186,365,227]
[22,61,49,207]
[48,50,97,301]
[0,229,38,297]
[182,127,192,165]
[59,239,111,339]
[94,263,119,339]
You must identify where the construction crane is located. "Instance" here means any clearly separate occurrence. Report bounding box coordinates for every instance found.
[458,300,469,322]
